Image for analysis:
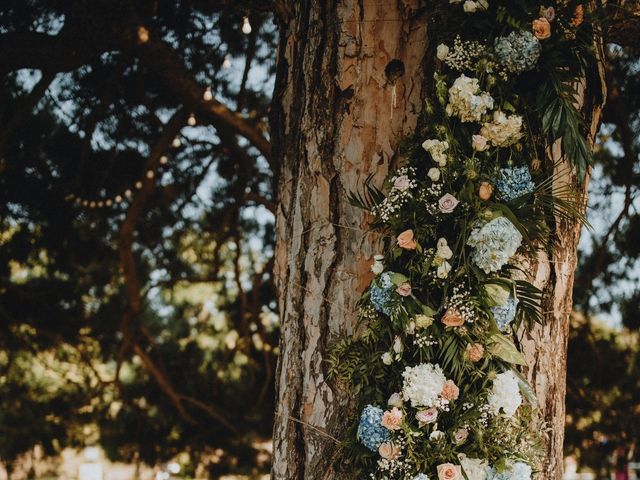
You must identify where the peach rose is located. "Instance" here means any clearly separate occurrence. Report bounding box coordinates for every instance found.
[466,343,485,362]
[381,407,403,430]
[397,229,417,250]
[441,380,460,401]
[396,282,412,297]
[441,308,465,327]
[415,407,438,425]
[571,5,584,26]
[438,193,459,213]
[479,182,493,201]
[378,442,402,460]
[532,17,551,40]
[437,463,462,480]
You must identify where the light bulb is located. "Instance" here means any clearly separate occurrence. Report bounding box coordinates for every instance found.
[146,170,155,179]
[115,195,123,203]
[97,201,104,208]
[159,155,168,165]
[223,55,231,69]
[82,200,89,207]
[242,17,252,35]
[203,87,213,101]
[188,113,196,126]
[89,201,96,208]
[105,199,113,207]
[125,189,132,198]
[172,137,181,148]
[135,181,143,189]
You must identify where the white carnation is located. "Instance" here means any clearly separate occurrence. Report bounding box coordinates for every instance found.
[428,167,441,182]
[447,75,494,123]
[402,363,447,407]
[488,370,522,417]
[480,111,524,147]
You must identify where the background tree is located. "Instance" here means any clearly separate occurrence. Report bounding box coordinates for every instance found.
[0,1,278,476]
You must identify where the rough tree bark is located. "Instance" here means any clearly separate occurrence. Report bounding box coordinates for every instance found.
[271,1,429,477]
[271,2,606,479]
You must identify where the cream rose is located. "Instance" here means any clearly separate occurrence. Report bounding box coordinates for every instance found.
[472,134,489,152]
[437,463,462,480]
[381,407,403,430]
[438,193,459,213]
[453,428,469,444]
[378,442,401,460]
[415,407,438,425]
[397,229,417,250]
[396,282,412,297]
[388,392,403,408]
[437,44,450,61]
[428,167,441,182]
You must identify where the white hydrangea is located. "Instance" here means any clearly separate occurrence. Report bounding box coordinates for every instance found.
[480,111,524,147]
[458,454,488,480]
[446,75,494,123]
[402,363,447,407]
[509,462,532,480]
[422,139,450,166]
[467,216,523,273]
[488,370,522,417]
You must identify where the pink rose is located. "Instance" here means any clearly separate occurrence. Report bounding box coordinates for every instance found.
[437,463,462,480]
[415,407,438,425]
[438,193,459,213]
[394,175,411,191]
[441,380,460,401]
[378,442,402,460]
[396,282,412,297]
[472,134,489,152]
[397,229,417,250]
[453,427,469,444]
[381,407,403,431]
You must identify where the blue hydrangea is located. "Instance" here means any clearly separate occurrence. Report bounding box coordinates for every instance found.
[496,166,535,201]
[357,405,390,451]
[467,217,523,273]
[491,297,519,331]
[486,462,532,480]
[370,284,393,315]
[494,30,541,73]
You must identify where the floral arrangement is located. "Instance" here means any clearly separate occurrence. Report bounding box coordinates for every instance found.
[329,1,594,479]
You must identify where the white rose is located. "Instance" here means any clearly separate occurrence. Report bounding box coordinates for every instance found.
[371,262,384,275]
[436,238,453,260]
[437,44,450,61]
[388,392,404,408]
[437,261,452,279]
[430,430,445,441]
[382,352,393,365]
[463,0,477,12]
[476,0,489,9]
[428,167,441,182]
[405,320,416,335]
[393,336,403,354]
[394,175,411,191]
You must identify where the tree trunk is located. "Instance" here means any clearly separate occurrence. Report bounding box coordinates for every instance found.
[271,1,428,477]
[520,54,607,479]
[271,2,606,479]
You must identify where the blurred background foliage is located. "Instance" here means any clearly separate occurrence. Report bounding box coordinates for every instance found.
[0,1,638,478]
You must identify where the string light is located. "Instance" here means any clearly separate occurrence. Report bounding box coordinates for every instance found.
[125,189,132,199]
[203,87,213,101]
[115,195,123,204]
[146,170,155,179]
[135,181,143,189]
[242,16,252,35]
[188,113,197,126]
[172,137,182,148]
[223,55,231,69]
[159,155,168,165]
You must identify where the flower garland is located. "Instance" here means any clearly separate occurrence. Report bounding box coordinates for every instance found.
[329,2,594,479]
